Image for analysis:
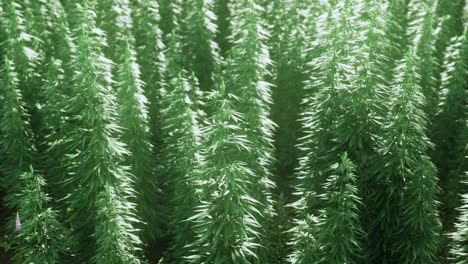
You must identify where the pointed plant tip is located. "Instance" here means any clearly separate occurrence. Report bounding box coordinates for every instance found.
[15,212,21,231]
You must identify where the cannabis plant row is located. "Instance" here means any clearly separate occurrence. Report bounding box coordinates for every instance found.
[0,0,466,263]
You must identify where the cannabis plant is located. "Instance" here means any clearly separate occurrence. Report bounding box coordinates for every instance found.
[12,167,64,264]
[432,31,467,233]
[0,1,40,107]
[64,2,140,262]
[115,41,159,243]
[182,0,221,92]
[190,87,262,263]
[131,0,167,152]
[314,153,363,264]
[226,1,277,260]
[450,174,468,264]
[159,32,206,261]
[381,49,440,264]
[39,58,70,200]
[0,0,465,263]
[0,56,36,210]
[160,71,204,261]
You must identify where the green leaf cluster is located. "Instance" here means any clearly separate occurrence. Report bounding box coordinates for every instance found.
[0,0,465,264]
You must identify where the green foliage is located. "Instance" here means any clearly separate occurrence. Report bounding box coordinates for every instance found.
[94,184,141,264]
[352,1,396,260]
[51,19,76,84]
[407,1,439,120]
[131,0,167,165]
[39,59,67,128]
[290,2,363,261]
[432,0,465,95]
[432,32,467,230]
[315,153,363,264]
[158,30,206,261]
[159,0,184,41]
[182,0,221,92]
[189,87,262,263]
[96,0,134,63]
[225,1,276,261]
[399,157,440,264]
[289,153,363,264]
[0,1,40,105]
[115,41,159,243]
[0,0,465,263]
[288,214,318,264]
[21,0,66,60]
[435,0,465,37]
[39,58,70,199]
[0,56,36,209]
[160,70,204,261]
[64,2,141,262]
[156,32,188,241]
[270,0,310,180]
[267,2,312,260]
[386,0,410,63]
[382,49,440,263]
[292,0,360,219]
[450,175,468,264]
[12,167,65,264]
[291,2,442,263]
[214,0,232,57]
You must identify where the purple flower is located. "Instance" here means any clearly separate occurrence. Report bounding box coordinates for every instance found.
[15,212,21,231]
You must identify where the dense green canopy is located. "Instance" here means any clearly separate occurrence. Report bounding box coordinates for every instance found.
[0,0,465,263]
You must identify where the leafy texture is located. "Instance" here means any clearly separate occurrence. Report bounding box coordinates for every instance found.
[182,0,221,92]
[39,58,71,200]
[159,32,205,262]
[96,0,134,64]
[161,71,204,262]
[64,2,140,262]
[315,153,363,263]
[290,1,362,261]
[450,175,468,264]
[159,0,184,41]
[189,87,261,264]
[382,49,440,264]
[214,0,232,58]
[0,56,36,210]
[115,41,158,244]
[407,0,438,120]
[267,1,312,261]
[12,167,65,264]
[289,153,363,264]
[94,185,140,264]
[131,0,167,152]
[0,1,465,263]
[270,0,310,185]
[0,1,40,107]
[226,1,276,260]
[431,31,467,235]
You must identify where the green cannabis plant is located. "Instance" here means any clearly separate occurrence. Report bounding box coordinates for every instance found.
[0,0,466,263]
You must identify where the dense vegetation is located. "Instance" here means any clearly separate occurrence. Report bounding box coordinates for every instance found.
[0,0,466,263]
